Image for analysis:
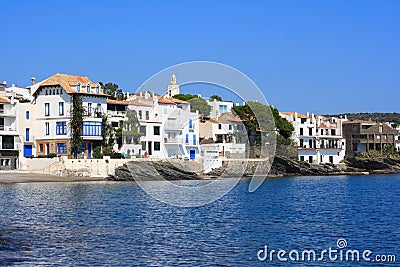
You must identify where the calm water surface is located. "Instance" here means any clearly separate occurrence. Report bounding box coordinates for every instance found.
[0,175,399,266]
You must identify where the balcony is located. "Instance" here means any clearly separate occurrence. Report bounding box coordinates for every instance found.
[164,121,184,130]
[0,125,18,134]
[0,107,17,117]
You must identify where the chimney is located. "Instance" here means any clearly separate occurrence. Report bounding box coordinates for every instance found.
[306,112,310,117]
[294,112,298,120]
[31,77,36,85]
[144,91,149,100]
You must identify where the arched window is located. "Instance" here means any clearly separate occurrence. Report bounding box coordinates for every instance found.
[77,83,81,92]
[96,85,100,94]
[86,84,91,93]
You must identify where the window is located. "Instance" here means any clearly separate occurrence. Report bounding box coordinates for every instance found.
[193,134,196,145]
[139,126,146,133]
[309,128,312,136]
[82,121,102,136]
[60,89,63,95]
[56,89,59,94]
[0,118,3,131]
[300,156,304,161]
[301,118,307,124]
[45,90,48,95]
[112,122,119,128]
[26,111,30,119]
[56,143,67,154]
[138,110,142,119]
[309,156,313,163]
[229,124,232,130]
[86,84,91,93]
[56,122,67,135]
[59,102,64,115]
[154,126,160,135]
[141,141,146,151]
[88,103,92,116]
[154,142,161,151]
[189,119,193,129]
[145,111,149,120]
[331,129,336,136]
[39,144,44,153]
[45,122,50,135]
[300,139,304,147]
[53,89,56,95]
[218,124,222,130]
[185,134,189,144]
[96,85,100,94]
[2,136,14,149]
[26,128,30,141]
[77,83,81,92]
[45,103,50,116]
[300,128,304,135]
[97,103,101,113]
[379,125,383,133]
[219,105,227,113]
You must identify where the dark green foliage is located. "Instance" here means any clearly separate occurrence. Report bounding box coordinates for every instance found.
[271,107,294,139]
[123,109,143,144]
[209,95,223,101]
[18,98,31,103]
[187,97,211,116]
[99,82,126,100]
[173,94,197,101]
[110,153,123,159]
[70,94,84,159]
[92,142,103,159]
[46,153,58,158]
[232,102,294,145]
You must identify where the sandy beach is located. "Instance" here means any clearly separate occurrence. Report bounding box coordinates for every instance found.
[0,172,106,184]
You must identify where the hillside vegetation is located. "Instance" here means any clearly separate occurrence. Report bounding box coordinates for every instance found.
[326,112,400,125]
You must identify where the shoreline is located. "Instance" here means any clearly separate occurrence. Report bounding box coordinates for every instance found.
[2,170,399,185]
[0,172,106,184]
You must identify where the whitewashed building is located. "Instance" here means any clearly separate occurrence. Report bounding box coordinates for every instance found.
[0,89,20,169]
[123,91,200,160]
[207,99,234,119]
[280,112,347,164]
[31,73,107,158]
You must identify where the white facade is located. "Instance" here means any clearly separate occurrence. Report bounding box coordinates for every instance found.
[207,99,234,119]
[0,96,20,169]
[280,112,347,164]
[32,74,107,158]
[121,92,200,160]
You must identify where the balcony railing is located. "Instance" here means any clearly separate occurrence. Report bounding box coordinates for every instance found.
[164,122,184,130]
[0,125,17,132]
[0,108,17,116]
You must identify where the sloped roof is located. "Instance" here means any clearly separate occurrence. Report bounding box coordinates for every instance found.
[280,111,309,119]
[35,73,107,96]
[0,97,10,103]
[106,98,153,107]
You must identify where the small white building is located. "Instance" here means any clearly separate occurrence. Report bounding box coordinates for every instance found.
[0,94,20,169]
[280,112,347,164]
[207,99,234,119]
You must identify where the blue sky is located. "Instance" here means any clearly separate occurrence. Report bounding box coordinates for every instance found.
[1,0,399,114]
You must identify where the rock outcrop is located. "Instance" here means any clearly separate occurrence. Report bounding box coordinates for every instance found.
[345,157,400,174]
[108,161,200,181]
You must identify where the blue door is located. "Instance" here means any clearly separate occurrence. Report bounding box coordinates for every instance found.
[24,145,33,157]
[190,149,195,160]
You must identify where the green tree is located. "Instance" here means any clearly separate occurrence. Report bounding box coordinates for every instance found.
[123,109,144,144]
[70,94,84,158]
[173,93,197,101]
[99,82,126,100]
[209,95,223,101]
[188,97,211,116]
[232,102,294,144]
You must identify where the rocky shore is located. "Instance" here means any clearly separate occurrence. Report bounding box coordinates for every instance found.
[107,156,400,181]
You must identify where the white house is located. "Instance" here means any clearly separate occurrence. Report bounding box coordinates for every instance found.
[31,73,107,158]
[123,91,200,160]
[207,99,234,119]
[0,94,20,169]
[280,112,347,164]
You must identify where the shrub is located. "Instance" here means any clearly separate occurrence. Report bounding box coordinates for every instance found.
[47,153,58,158]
